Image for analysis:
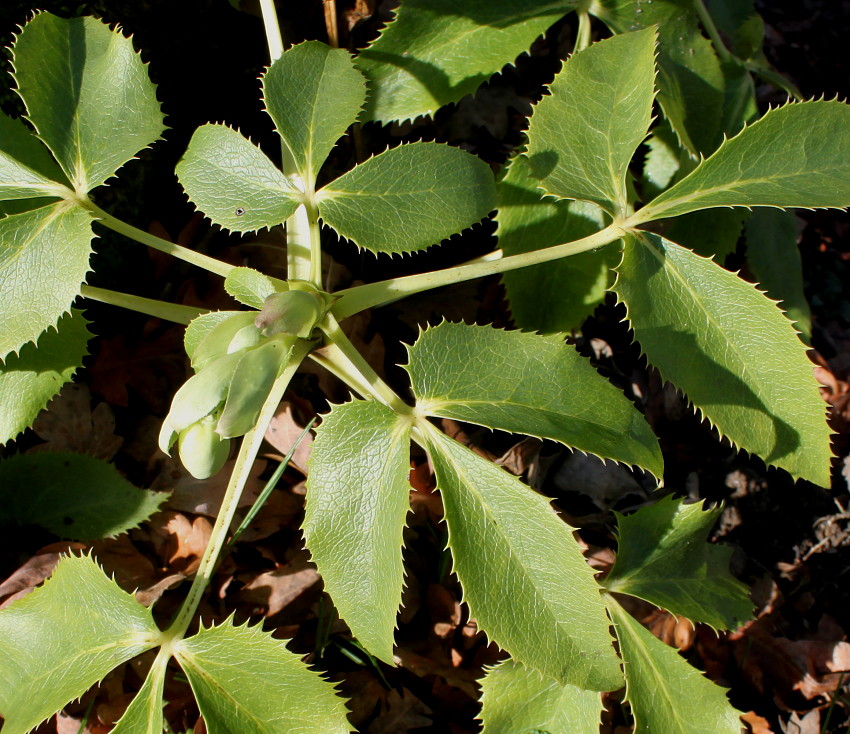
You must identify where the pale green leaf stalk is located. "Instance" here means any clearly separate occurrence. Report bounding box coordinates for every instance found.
[304,400,413,664]
[613,231,832,486]
[478,659,603,734]
[405,321,663,476]
[526,27,657,218]
[0,309,90,444]
[0,554,164,734]
[604,496,753,629]
[421,422,623,690]
[607,596,743,733]
[109,654,168,734]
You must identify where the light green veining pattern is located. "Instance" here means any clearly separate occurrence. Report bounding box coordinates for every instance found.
[0,112,67,201]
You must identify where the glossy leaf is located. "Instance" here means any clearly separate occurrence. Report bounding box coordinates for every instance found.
[110,664,166,734]
[0,452,166,540]
[423,425,623,690]
[0,310,89,444]
[405,321,662,477]
[607,598,742,733]
[479,659,602,734]
[605,496,753,629]
[613,231,831,486]
[357,0,572,122]
[0,553,162,734]
[224,266,277,309]
[0,112,67,201]
[262,41,365,180]
[317,142,495,255]
[304,400,411,664]
[12,12,165,192]
[591,0,726,157]
[176,124,301,233]
[497,155,617,333]
[525,28,656,216]
[638,101,850,222]
[0,201,93,358]
[174,618,351,734]
[746,208,811,341]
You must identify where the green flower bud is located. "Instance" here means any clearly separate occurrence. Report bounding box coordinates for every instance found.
[254,289,324,339]
[178,415,231,479]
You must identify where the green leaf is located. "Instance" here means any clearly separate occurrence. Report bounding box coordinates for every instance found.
[706,0,764,60]
[110,663,166,734]
[0,310,89,444]
[613,231,831,486]
[607,598,743,733]
[479,659,602,734]
[304,400,411,664]
[186,311,257,371]
[746,208,811,342]
[405,321,662,477]
[525,28,656,216]
[185,311,244,363]
[176,124,301,233]
[591,0,725,157]
[174,618,351,734]
[638,101,850,222]
[0,112,67,201]
[0,452,166,540]
[604,496,753,629]
[0,201,93,358]
[224,266,277,309]
[0,553,162,734]
[720,60,758,137]
[317,142,495,255]
[12,12,165,193]
[497,155,617,333]
[262,41,365,181]
[641,118,693,201]
[423,425,623,690]
[356,0,572,123]
[664,208,748,259]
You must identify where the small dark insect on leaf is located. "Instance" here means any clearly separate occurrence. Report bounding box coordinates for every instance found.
[235,207,246,216]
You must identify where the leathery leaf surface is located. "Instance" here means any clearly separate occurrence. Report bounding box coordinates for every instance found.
[478,659,602,734]
[0,553,162,734]
[304,400,412,664]
[174,618,351,734]
[423,424,623,690]
[613,231,831,486]
[525,28,657,217]
[607,598,742,733]
[405,321,662,477]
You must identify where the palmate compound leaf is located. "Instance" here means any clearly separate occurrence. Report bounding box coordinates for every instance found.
[478,659,602,734]
[421,424,623,690]
[613,231,832,486]
[0,112,68,201]
[316,141,496,255]
[636,100,850,223]
[0,452,166,540]
[606,597,743,733]
[0,309,90,444]
[176,124,302,234]
[0,201,93,359]
[590,0,726,157]
[0,553,163,734]
[525,27,657,217]
[497,154,619,333]
[604,496,753,629]
[355,0,572,123]
[174,617,351,734]
[11,12,165,193]
[404,321,662,477]
[262,41,366,182]
[303,400,412,664]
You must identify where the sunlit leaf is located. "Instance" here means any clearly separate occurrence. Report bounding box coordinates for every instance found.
[224,266,277,309]
[317,142,495,255]
[304,400,411,664]
[0,112,67,201]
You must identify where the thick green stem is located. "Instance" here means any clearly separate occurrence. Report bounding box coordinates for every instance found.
[307,200,323,287]
[259,0,284,61]
[84,202,234,278]
[319,313,412,413]
[80,285,205,325]
[692,0,732,63]
[165,341,311,640]
[332,223,625,320]
[576,9,592,51]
